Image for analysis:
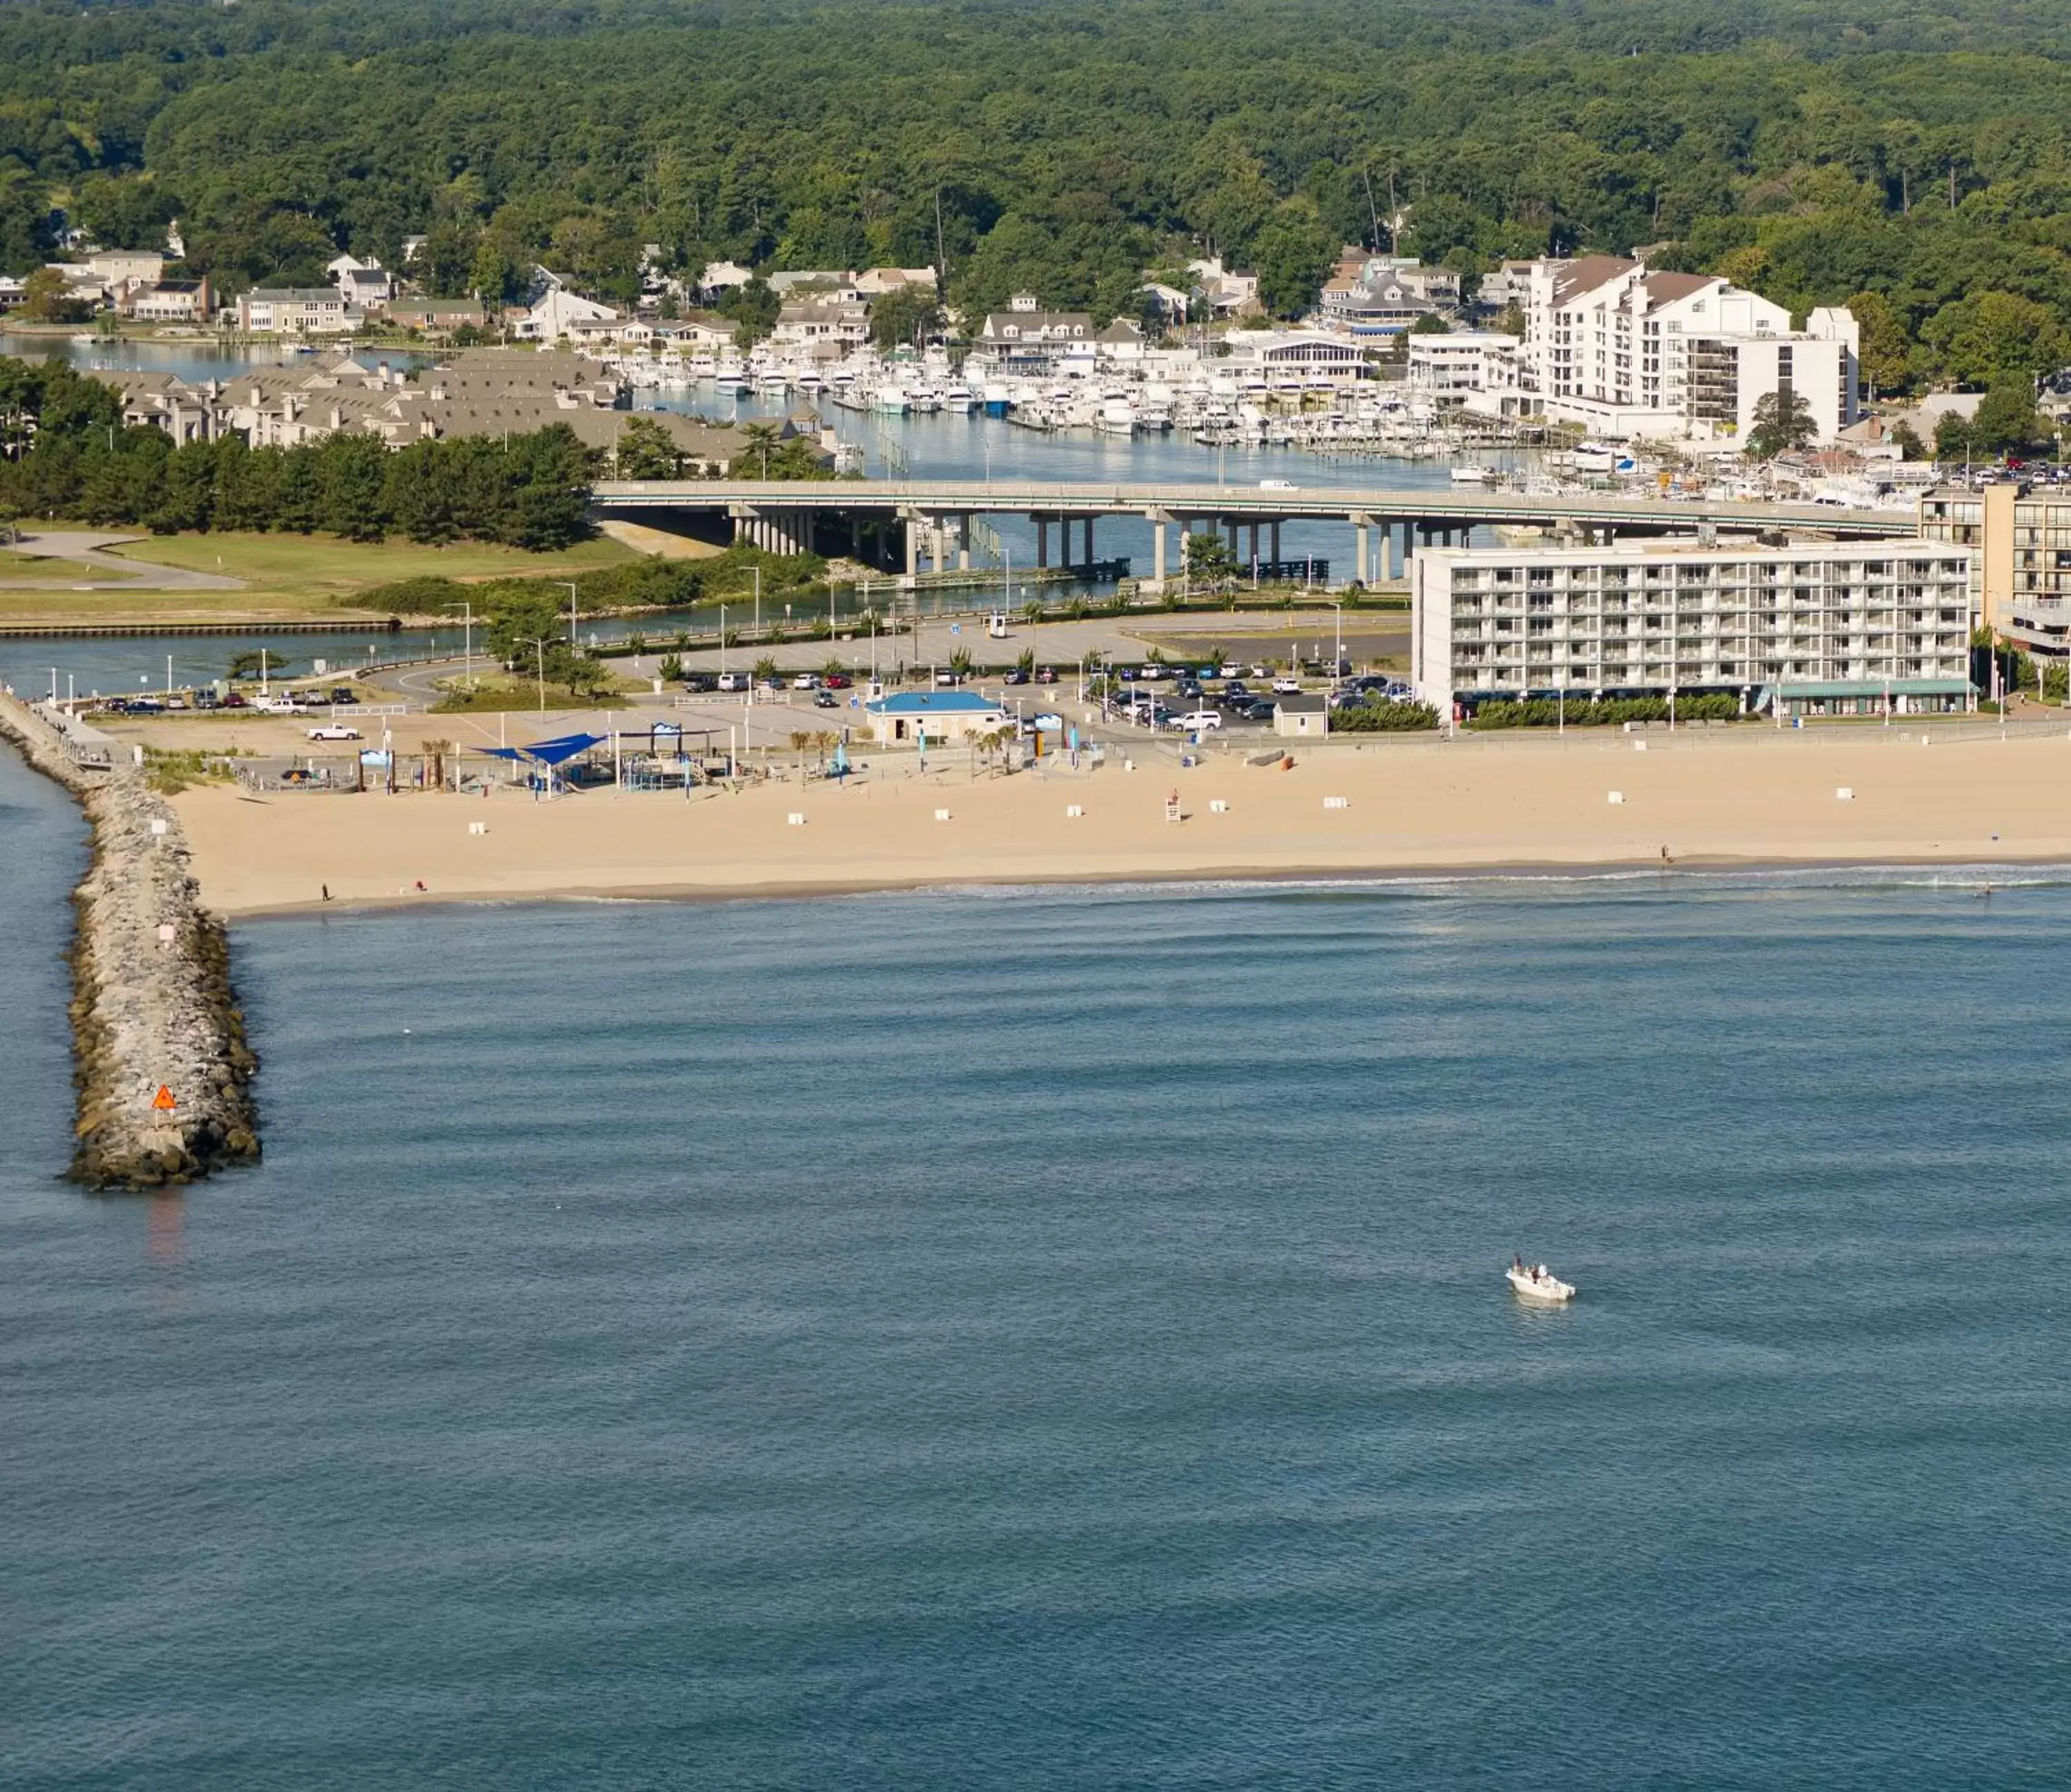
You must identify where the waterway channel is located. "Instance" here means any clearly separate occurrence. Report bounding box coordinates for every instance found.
[1,333,1488,697]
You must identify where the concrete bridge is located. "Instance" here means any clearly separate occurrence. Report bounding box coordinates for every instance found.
[591,478,1921,585]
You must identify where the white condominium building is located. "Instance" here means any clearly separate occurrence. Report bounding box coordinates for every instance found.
[1448,255,1858,443]
[1412,538,1976,718]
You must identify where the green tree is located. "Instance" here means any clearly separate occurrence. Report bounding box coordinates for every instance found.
[1744,389,1818,459]
[1183,530,1237,583]
[614,416,681,479]
[1252,199,1334,320]
[19,266,91,324]
[1844,291,1912,397]
[869,284,942,349]
[1923,291,2071,387]
[1889,420,1926,461]
[1972,382,2043,454]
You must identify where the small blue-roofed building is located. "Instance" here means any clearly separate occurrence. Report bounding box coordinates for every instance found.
[864,689,1008,744]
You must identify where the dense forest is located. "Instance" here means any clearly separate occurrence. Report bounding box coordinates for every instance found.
[6,0,2071,361]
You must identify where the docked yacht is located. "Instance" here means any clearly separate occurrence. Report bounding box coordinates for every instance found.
[1506,1260,1575,1302]
[1450,463,1495,485]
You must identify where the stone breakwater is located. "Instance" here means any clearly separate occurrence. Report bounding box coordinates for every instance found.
[0,694,258,1189]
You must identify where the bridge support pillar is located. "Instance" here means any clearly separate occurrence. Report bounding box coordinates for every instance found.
[904,518,918,578]
[1225,517,1238,559]
[850,514,862,558]
[1379,527,1394,582]
[958,515,971,572]
[1036,517,1049,569]
[1270,520,1281,567]
[1153,520,1167,586]
[1354,520,1370,586]
[1082,516,1095,570]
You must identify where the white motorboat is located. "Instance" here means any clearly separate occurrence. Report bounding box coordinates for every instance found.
[1506,1260,1575,1302]
[1451,463,1495,485]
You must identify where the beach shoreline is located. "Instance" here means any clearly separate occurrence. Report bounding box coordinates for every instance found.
[171,726,2071,920]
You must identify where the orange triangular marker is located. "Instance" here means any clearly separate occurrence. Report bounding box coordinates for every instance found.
[152,1085,177,1111]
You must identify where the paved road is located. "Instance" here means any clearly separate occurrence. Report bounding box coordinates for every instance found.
[1,532,246,592]
[373,610,1409,709]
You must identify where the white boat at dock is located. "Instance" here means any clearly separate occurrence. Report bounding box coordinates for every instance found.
[1450,463,1495,485]
[1506,1260,1575,1302]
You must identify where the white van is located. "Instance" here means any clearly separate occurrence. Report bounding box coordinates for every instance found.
[715,671,749,692]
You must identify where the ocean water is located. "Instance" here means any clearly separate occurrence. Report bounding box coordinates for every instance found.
[6,766,2071,1785]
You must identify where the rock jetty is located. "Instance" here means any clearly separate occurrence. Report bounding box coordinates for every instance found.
[0,692,258,1189]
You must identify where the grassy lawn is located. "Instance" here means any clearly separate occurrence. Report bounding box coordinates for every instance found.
[430,673,632,713]
[0,531,639,625]
[106,532,636,593]
[0,556,124,587]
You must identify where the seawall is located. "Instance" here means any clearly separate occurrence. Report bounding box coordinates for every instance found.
[0,692,259,1189]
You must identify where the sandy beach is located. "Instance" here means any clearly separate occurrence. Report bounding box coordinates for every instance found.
[169,722,2071,915]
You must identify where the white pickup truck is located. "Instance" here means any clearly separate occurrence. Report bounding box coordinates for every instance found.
[252,695,309,715]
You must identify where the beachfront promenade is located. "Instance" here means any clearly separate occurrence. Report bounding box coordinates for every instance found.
[592,479,1918,583]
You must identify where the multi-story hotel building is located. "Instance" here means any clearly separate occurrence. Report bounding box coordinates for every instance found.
[1918,483,2071,656]
[1412,537,1976,719]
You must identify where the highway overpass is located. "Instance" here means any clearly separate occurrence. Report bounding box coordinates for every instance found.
[591,478,1923,585]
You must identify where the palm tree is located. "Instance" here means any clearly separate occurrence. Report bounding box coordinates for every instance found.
[755,654,779,683]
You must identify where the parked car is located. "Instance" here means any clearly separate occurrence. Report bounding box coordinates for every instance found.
[1241,700,1278,721]
[220,692,249,710]
[813,690,838,708]
[681,673,716,693]
[792,672,819,690]
[1271,676,1302,695]
[329,686,357,705]
[307,723,362,741]
[933,668,962,686]
[715,671,749,692]
[1172,710,1223,731]
[1002,668,1031,685]
[1223,681,1251,701]
[253,697,307,714]
[1034,667,1059,684]
[823,673,853,689]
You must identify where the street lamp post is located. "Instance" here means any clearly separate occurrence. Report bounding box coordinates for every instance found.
[443,600,475,688]
[563,581,579,650]
[521,636,549,713]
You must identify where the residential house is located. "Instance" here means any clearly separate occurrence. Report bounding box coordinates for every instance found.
[385,297,487,333]
[239,287,357,335]
[772,300,871,353]
[512,286,621,342]
[117,278,214,324]
[327,255,395,311]
[696,260,755,300]
[1185,259,1262,316]
[855,266,937,298]
[1094,320,1147,361]
[769,271,860,302]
